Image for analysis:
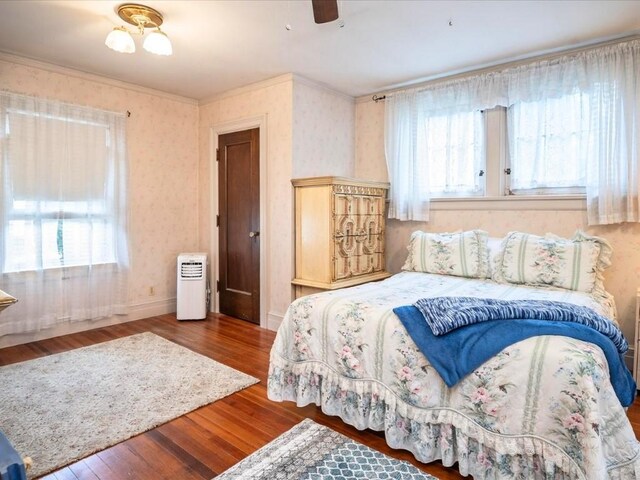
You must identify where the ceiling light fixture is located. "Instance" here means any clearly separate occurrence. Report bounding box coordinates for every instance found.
[105,3,172,56]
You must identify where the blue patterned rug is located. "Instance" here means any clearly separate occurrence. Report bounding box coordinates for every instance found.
[216,418,439,479]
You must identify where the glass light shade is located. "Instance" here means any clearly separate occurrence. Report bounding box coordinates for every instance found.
[143,29,172,56]
[105,27,135,54]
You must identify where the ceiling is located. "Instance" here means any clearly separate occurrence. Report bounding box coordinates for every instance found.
[0,1,639,101]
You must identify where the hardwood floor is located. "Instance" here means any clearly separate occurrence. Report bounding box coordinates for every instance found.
[1,313,639,480]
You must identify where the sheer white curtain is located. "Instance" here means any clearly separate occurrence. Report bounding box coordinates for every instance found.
[385,91,484,221]
[508,91,589,191]
[582,42,640,225]
[0,91,129,336]
[384,38,640,225]
[384,91,430,221]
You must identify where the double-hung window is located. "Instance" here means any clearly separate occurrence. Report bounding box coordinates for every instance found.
[0,92,129,335]
[3,111,118,273]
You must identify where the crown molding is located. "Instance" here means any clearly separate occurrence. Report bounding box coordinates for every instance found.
[199,73,295,106]
[356,31,640,105]
[199,73,354,107]
[0,51,199,106]
[292,74,354,102]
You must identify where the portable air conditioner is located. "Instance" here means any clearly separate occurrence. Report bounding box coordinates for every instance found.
[176,253,208,320]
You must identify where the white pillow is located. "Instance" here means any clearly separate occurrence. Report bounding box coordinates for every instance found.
[402,230,490,279]
[492,231,612,293]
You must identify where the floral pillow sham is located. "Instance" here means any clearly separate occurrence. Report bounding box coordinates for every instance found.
[492,231,612,293]
[402,230,490,279]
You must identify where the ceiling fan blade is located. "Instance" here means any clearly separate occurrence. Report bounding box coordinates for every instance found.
[312,0,339,24]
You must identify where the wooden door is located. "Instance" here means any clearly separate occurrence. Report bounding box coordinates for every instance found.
[218,128,260,324]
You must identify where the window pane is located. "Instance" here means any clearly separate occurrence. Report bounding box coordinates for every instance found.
[508,93,588,191]
[41,220,64,269]
[420,110,484,195]
[4,220,38,272]
[59,219,116,267]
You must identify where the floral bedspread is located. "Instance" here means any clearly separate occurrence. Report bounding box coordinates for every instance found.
[268,272,640,479]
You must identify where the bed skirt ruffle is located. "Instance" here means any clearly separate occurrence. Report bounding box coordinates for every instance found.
[268,354,640,480]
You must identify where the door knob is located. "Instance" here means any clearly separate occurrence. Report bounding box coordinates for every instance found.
[249,231,260,238]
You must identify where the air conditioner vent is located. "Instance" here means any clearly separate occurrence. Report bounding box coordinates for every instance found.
[180,261,203,279]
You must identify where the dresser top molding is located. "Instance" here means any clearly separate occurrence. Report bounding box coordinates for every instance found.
[291,176,390,189]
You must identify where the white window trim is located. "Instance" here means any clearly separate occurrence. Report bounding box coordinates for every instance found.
[428,195,586,211]
[425,108,587,210]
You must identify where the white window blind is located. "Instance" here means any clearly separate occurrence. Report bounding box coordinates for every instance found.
[4,111,117,272]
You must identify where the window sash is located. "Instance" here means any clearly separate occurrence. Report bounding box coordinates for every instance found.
[420,109,485,196]
[5,212,117,273]
[506,93,589,194]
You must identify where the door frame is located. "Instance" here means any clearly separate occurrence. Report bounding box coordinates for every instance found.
[210,115,268,328]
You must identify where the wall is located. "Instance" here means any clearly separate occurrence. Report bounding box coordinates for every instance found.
[292,78,355,178]
[0,56,199,347]
[198,75,294,328]
[355,98,640,345]
[199,74,355,329]
[0,62,355,345]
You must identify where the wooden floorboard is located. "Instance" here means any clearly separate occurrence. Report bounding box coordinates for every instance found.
[2,313,639,480]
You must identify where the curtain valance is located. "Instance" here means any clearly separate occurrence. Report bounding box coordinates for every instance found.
[395,39,640,114]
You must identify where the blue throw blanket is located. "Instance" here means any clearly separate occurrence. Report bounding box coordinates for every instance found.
[0,430,26,480]
[413,297,628,354]
[393,305,636,407]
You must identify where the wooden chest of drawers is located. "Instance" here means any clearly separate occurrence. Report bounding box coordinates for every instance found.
[292,177,391,297]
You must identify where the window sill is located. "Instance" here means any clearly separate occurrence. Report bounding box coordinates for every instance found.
[428,195,586,211]
[2,262,119,278]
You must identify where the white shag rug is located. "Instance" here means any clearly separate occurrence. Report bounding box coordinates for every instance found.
[0,332,259,479]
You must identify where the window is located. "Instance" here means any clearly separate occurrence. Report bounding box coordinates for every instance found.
[3,112,118,273]
[414,99,589,199]
[0,91,129,335]
[420,110,485,196]
[6,200,116,272]
[507,92,589,195]
[2,110,120,273]
[385,39,640,224]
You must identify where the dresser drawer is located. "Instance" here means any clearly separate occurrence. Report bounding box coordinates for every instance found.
[333,193,355,215]
[352,253,385,276]
[333,194,385,216]
[332,252,385,281]
[333,254,351,281]
[359,195,385,215]
[334,214,357,237]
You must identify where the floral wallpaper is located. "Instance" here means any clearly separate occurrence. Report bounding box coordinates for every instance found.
[293,80,355,178]
[199,76,356,325]
[199,77,294,325]
[355,99,640,344]
[0,58,200,313]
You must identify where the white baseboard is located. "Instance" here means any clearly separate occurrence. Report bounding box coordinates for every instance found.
[267,311,285,331]
[0,297,176,349]
[128,297,176,320]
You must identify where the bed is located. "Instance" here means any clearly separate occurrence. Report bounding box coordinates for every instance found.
[267,230,640,480]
